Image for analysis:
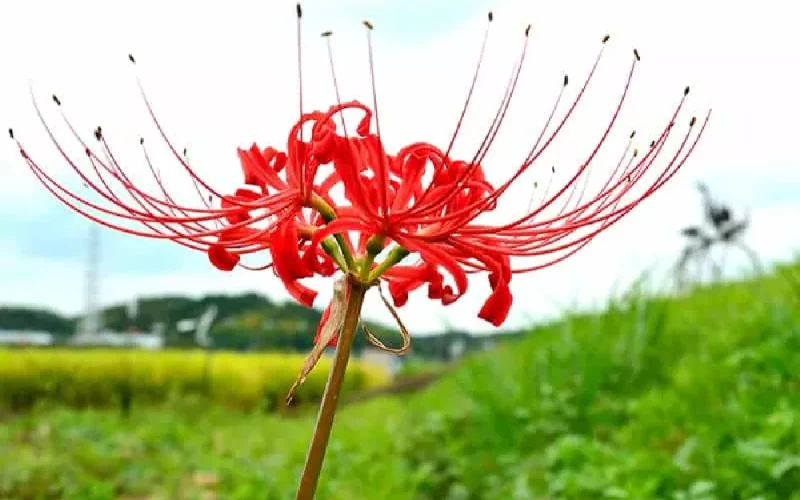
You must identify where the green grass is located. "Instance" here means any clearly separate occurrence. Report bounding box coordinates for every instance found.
[1,262,799,499]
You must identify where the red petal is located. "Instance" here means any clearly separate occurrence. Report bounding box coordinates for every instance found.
[237,145,288,190]
[269,220,317,307]
[208,245,239,271]
[478,277,513,327]
[220,188,260,224]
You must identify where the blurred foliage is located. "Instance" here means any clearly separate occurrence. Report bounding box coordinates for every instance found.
[0,260,798,499]
[0,349,389,414]
[0,307,73,336]
[0,293,510,360]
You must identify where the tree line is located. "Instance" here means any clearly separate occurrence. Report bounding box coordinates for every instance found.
[0,294,523,360]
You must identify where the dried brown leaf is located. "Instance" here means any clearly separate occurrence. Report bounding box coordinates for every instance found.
[285,277,348,404]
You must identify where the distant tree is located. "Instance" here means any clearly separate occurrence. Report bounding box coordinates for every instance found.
[0,291,523,358]
[0,307,74,335]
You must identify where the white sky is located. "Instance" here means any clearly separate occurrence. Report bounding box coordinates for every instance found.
[0,0,798,334]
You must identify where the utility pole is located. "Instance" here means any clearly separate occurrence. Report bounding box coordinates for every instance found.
[83,225,102,335]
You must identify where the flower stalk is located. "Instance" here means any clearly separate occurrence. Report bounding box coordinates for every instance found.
[294,276,368,500]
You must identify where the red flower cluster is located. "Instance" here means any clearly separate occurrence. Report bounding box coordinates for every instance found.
[11,12,709,332]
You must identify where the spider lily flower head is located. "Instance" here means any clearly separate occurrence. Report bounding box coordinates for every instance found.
[10,5,710,330]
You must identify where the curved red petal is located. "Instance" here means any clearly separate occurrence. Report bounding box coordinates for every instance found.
[208,244,240,271]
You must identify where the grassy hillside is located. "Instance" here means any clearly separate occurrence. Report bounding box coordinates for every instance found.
[1,262,799,499]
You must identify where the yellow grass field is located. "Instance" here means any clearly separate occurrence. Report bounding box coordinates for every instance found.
[0,348,390,412]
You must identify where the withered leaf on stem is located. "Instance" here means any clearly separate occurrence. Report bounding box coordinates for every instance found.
[363,283,412,355]
[285,277,348,404]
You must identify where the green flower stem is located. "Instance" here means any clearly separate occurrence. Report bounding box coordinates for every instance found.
[320,239,347,271]
[360,235,386,281]
[294,277,368,500]
[368,245,410,283]
[311,195,356,271]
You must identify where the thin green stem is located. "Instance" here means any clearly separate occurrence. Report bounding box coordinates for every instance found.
[368,245,410,282]
[311,195,356,270]
[294,277,368,500]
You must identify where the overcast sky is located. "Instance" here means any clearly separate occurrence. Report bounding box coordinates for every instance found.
[0,0,798,335]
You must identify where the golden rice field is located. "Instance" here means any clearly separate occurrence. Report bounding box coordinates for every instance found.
[0,348,390,413]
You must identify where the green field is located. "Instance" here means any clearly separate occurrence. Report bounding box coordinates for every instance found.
[1,263,799,499]
[0,349,390,413]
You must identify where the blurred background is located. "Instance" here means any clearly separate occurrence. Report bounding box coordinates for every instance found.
[1,0,799,498]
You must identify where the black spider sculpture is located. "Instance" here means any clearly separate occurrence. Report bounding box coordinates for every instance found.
[674,182,763,290]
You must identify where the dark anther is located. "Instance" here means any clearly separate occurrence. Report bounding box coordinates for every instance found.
[563,74,569,86]
[139,137,144,145]
[52,95,61,106]
[633,49,641,61]
[684,86,690,96]
[630,130,636,139]
[321,30,333,37]
[551,166,555,173]
[296,3,302,18]
[8,128,13,139]
[363,20,374,30]
[690,116,697,127]
[128,54,136,64]
[524,24,531,36]
[602,34,610,43]
[649,140,655,148]
[94,126,103,141]
[488,12,493,22]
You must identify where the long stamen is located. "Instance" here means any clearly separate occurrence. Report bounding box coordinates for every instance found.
[363,20,389,219]
[403,22,530,221]
[444,11,494,157]
[129,56,227,201]
[428,37,628,231]
[321,31,347,135]
[296,3,306,197]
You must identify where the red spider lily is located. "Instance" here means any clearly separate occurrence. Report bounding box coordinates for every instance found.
[10,8,710,333]
[300,26,709,327]
[10,84,350,307]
